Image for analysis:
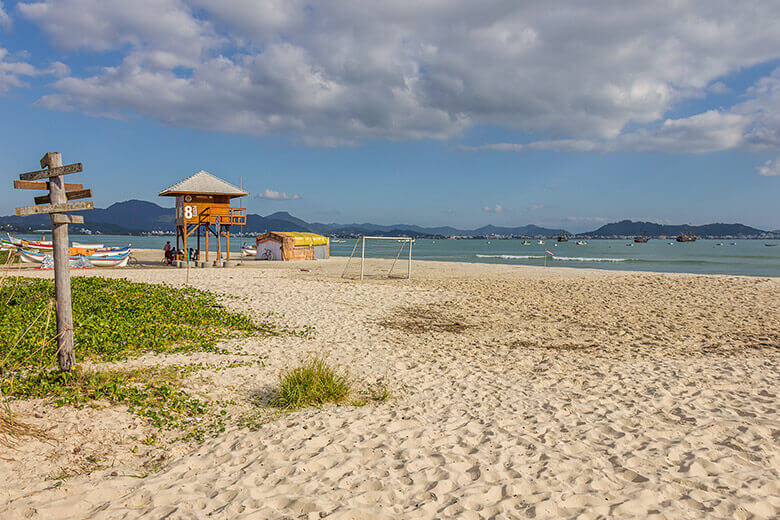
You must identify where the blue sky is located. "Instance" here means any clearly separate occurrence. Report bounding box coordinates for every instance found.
[1,1,778,232]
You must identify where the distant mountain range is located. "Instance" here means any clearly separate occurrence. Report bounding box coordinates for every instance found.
[582,220,770,238]
[0,201,774,238]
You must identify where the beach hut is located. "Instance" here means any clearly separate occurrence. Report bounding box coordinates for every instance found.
[255,232,329,261]
[159,170,247,262]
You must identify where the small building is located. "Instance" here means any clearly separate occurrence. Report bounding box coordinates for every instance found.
[255,232,329,261]
[159,170,247,262]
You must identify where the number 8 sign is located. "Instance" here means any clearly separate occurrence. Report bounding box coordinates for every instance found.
[184,205,196,219]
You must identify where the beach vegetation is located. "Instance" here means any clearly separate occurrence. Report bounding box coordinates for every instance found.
[0,276,266,375]
[271,357,351,409]
[0,276,275,439]
[0,250,17,264]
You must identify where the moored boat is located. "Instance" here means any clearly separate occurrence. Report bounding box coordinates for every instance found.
[676,226,697,242]
[557,235,569,242]
[241,245,257,256]
[634,236,650,243]
[17,248,130,267]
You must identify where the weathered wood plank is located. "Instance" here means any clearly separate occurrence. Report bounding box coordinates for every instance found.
[51,214,85,224]
[13,180,84,190]
[19,163,83,181]
[15,200,93,216]
[34,189,92,205]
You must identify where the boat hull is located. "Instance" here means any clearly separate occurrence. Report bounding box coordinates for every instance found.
[18,248,130,267]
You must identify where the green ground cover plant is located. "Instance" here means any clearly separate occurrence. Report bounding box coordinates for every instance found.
[0,276,274,436]
[1,276,268,375]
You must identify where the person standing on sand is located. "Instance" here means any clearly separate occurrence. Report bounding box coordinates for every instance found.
[164,241,172,264]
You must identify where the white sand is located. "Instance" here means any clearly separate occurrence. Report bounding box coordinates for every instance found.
[1,257,778,519]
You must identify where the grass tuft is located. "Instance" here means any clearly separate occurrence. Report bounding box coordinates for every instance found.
[271,357,351,409]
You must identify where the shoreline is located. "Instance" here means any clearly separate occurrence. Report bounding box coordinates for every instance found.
[7,248,778,282]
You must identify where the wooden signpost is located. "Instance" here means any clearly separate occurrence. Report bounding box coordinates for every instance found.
[13,153,93,371]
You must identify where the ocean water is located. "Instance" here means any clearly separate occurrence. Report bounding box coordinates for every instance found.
[12,234,780,277]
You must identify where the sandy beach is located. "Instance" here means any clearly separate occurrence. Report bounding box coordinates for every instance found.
[1,254,778,519]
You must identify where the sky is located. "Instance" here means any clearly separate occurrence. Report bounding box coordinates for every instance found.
[0,0,778,233]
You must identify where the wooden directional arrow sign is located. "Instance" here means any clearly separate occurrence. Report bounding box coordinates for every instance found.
[15,200,93,216]
[13,180,84,191]
[51,214,85,224]
[19,163,83,181]
[34,189,92,205]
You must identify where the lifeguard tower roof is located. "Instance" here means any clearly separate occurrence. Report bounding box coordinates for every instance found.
[158,170,248,198]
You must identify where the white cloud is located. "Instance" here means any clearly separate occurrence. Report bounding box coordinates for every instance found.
[256,189,301,200]
[467,69,780,154]
[483,204,503,213]
[299,136,359,148]
[757,159,779,176]
[0,2,11,28]
[18,0,220,67]
[0,48,37,92]
[14,1,780,151]
[708,81,731,94]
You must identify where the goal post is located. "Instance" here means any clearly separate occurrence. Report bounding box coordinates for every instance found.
[342,236,414,280]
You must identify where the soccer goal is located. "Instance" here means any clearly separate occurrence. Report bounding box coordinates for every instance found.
[341,236,414,280]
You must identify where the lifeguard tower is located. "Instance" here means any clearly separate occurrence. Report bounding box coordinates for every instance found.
[158,171,248,263]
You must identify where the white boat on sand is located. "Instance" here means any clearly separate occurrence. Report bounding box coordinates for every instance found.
[18,248,130,267]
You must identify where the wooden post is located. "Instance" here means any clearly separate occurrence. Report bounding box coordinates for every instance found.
[182,222,187,266]
[197,225,201,261]
[408,239,412,278]
[205,226,209,262]
[14,153,93,372]
[216,217,221,263]
[226,227,230,261]
[46,153,75,371]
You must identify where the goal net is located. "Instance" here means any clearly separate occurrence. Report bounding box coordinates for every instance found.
[341,236,414,280]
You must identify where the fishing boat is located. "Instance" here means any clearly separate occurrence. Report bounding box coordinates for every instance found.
[241,245,257,256]
[634,236,650,243]
[18,248,130,267]
[522,240,531,245]
[537,240,545,244]
[576,240,587,245]
[85,246,131,257]
[67,245,131,257]
[87,254,130,267]
[72,241,104,249]
[676,226,697,242]
[557,235,569,242]
[6,235,53,251]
